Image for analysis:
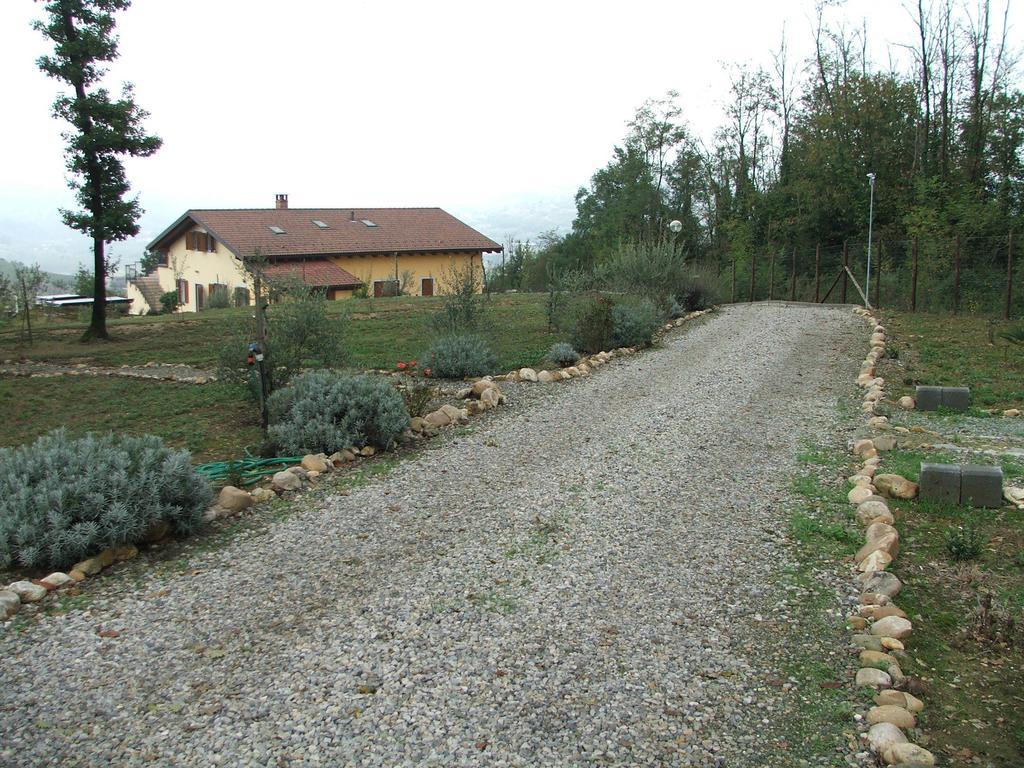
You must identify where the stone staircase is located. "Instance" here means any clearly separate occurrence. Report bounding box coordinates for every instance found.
[129,274,164,313]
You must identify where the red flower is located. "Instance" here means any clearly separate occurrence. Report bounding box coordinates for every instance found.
[423,368,432,377]
[409,360,418,367]
[396,362,407,371]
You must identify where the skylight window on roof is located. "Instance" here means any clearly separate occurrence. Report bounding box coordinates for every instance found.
[312,220,329,229]
[360,219,378,228]
[268,225,286,234]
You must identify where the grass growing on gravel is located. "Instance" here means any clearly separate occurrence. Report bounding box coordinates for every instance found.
[771,438,863,761]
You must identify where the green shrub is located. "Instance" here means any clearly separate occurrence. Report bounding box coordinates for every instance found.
[268,371,409,454]
[570,295,615,354]
[206,287,231,309]
[945,524,986,561]
[430,263,488,335]
[675,275,718,312]
[0,430,211,570]
[159,290,179,314]
[611,297,662,348]
[425,334,497,378]
[217,283,346,390]
[546,342,580,367]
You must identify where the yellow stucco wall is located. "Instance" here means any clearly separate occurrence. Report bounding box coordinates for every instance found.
[331,251,484,296]
[129,226,254,314]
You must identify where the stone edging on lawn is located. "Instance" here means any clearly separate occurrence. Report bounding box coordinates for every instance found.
[1,307,713,622]
[845,307,937,767]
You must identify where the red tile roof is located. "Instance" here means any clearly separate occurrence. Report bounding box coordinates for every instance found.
[147,207,501,259]
[261,259,362,288]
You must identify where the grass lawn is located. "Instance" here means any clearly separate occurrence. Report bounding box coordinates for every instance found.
[0,293,559,460]
[878,310,1024,766]
[883,311,1024,408]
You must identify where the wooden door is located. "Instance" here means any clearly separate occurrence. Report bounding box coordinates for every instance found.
[373,281,384,298]
[422,277,434,297]
[195,283,205,310]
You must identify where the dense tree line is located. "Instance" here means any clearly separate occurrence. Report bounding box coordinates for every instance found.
[492,1,1022,296]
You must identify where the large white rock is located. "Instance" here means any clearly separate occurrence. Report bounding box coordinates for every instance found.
[884,742,936,765]
[40,572,73,589]
[0,590,21,619]
[871,615,913,639]
[867,705,916,729]
[856,667,892,688]
[866,722,907,755]
[271,471,302,492]
[898,396,916,410]
[849,486,876,505]
[518,368,539,382]
[537,370,556,383]
[8,581,47,603]
[480,387,501,409]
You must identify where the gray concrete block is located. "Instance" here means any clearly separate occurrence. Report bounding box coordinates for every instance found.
[940,386,971,411]
[961,465,1004,508]
[915,385,942,411]
[919,463,961,504]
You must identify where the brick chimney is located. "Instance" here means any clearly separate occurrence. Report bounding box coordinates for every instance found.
[275,194,288,209]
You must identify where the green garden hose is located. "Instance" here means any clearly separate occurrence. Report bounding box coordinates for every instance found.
[194,456,305,486]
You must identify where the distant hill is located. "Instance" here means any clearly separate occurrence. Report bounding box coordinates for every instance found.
[0,257,74,294]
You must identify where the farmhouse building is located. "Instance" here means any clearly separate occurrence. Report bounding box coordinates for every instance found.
[127,195,501,314]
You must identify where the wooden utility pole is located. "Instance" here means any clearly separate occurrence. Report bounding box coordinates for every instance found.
[953,235,961,314]
[911,238,919,312]
[841,240,849,303]
[1007,232,1015,320]
[814,243,821,302]
[790,247,797,301]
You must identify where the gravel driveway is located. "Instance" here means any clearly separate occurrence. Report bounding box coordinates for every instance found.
[0,303,862,768]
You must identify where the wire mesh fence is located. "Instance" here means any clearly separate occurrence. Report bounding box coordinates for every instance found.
[713,234,1019,318]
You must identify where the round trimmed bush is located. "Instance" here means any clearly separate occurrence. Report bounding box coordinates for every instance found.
[546,342,580,367]
[0,430,212,570]
[268,371,409,455]
[424,334,497,379]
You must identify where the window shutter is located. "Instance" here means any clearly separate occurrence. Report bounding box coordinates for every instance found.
[186,232,193,250]
[209,236,216,253]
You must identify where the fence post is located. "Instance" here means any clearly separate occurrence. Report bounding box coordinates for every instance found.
[731,256,737,304]
[749,251,757,302]
[874,239,882,309]
[841,240,849,304]
[768,250,776,300]
[911,237,919,312]
[814,243,821,302]
[790,247,797,301]
[953,235,961,314]
[1007,232,1015,321]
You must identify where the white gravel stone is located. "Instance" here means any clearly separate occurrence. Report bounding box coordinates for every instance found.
[0,304,864,767]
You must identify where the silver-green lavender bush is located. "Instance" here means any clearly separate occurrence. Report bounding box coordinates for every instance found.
[268,372,410,455]
[0,430,212,570]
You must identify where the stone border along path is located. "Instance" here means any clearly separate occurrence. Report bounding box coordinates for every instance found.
[845,308,937,767]
[0,360,217,385]
[1,303,868,767]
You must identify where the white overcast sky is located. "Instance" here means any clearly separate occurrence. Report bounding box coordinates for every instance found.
[0,0,1018,273]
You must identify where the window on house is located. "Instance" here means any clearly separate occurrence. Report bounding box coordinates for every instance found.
[176,279,189,305]
[312,220,329,229]
[185,231,216,252]
[268,226,286,234]
[195,283,205,311]
[360,219,378,228]
[373,280,399,298]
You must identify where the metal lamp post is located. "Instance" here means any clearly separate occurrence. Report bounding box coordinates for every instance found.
[865,173,876,306]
